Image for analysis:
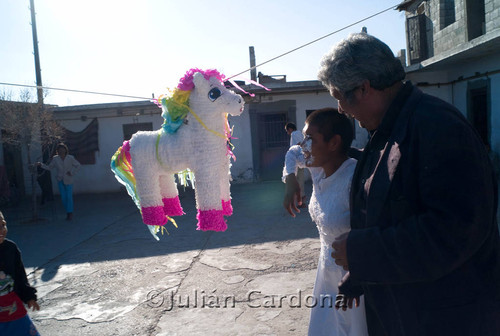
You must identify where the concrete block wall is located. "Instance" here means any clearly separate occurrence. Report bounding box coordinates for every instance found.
[406,0,500,60]
[485,0,500,31]
[432,0,466,55]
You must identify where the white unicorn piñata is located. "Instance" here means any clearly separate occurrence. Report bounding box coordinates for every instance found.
[111,69,244,238]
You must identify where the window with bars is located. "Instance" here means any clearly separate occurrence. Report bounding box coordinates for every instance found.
[259,114,289,149]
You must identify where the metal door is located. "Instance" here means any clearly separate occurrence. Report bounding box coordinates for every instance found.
[258,113,289,180]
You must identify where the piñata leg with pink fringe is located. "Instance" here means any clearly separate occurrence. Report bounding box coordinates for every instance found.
[159,174,184,217]
[193,166,227,231]
[220,156,233,216]
[130,148,167,227]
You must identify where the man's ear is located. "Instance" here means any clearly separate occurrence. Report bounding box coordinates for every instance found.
[358,80,371,97]
[328,134,342,152]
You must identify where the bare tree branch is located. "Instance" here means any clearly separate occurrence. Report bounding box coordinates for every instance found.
[0,89,65,220]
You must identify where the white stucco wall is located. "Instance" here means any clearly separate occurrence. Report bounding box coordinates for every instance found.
[293,92,338,129]
[407,52,500,155]
[406,70,453,102]
[294,91,368,149]
[229,106,254,182]
[56,113,164,194]
[447,55,500,157]
[447,54,499,115]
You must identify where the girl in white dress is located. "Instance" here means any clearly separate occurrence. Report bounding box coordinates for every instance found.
[38,143,81,220]
[283,108,368,336]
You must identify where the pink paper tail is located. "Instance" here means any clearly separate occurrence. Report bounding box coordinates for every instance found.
[141,206,167,226]
[196,209,227,232]
[122,140,131,162]
[222,199,233,216]
[162,196,184,216]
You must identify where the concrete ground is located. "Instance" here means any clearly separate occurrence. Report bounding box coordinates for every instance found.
[3,181,322,336]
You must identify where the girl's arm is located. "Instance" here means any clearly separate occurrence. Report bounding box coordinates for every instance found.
[39,157,56,171]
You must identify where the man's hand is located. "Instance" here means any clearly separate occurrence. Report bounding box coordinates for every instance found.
[335,271,360,310]
[335,294,360,311]
[283,174,302,217]
[27,299,40,311]
[331,232,349,270]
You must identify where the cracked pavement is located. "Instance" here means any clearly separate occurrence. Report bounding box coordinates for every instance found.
[5,181,320,335]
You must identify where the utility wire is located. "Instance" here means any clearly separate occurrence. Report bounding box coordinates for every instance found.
[0,4,399,100]
[0,82,152,101]
[226,4,398,80]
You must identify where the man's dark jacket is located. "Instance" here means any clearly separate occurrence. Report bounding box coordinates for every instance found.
[345,83,500,335]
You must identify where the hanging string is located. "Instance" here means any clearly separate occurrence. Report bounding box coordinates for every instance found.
[0,4,399,99]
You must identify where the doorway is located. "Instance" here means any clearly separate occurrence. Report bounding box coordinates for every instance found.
[467,79,490,147]
[249,100,296,181]
[258,113,289,181]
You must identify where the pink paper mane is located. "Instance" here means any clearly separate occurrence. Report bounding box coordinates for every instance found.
[177,68,226,91]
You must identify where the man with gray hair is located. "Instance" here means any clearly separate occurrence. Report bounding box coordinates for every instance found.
[324,33,500,335]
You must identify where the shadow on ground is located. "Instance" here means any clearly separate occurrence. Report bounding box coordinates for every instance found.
[4,181,318,277]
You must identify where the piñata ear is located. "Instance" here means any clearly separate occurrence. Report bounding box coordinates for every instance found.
[208,76,223,87]
[192,72,207,90]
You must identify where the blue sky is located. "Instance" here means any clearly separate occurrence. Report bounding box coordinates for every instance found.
[0,0,407,106]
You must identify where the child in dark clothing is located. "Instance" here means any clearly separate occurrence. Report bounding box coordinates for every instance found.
[0,211,40,336]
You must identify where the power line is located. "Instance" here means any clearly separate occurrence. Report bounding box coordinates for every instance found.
[1,4,399,101]
[226,4,398,80]
[0,82,153,101]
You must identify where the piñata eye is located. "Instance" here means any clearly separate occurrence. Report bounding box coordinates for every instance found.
[208,87,221,101]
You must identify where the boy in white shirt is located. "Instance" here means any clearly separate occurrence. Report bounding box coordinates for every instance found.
[283,108,368,336]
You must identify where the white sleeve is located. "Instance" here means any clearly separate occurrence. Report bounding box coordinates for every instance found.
[282,145,306,182]
[41,157,56,171]
[290,131,304,147]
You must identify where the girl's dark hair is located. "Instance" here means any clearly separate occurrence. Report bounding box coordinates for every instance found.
[305,108,354,154]
[56,143,69,153]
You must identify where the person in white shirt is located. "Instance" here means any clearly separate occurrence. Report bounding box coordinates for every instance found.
[37,143,80,220]
[285,122,306,207]
[283,108,368,336]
